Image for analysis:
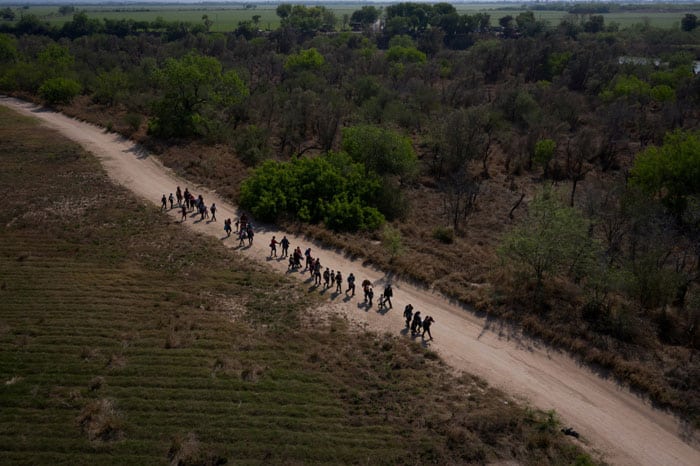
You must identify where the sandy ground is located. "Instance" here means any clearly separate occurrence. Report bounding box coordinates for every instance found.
[3,97,699,466]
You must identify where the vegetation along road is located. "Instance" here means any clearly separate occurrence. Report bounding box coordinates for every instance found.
[2,96,699,466]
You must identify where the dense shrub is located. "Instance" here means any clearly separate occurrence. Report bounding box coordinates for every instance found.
[239,152,385,231]
[38,77,81,105]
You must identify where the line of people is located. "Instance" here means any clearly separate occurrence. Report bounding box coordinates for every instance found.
[162,186,435,341]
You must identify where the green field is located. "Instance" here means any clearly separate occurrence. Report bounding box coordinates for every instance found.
[0,106,588,464]
[5,3,700,31]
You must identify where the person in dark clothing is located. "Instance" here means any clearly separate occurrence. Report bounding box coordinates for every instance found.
[422,316,435,340]
[161,194,167,211]
[280,236,290,257]
[346,273,355,296]
[410,312,422,335]
[403,304,414,328]
[270,236,278,257]
[224,218,232,236]
[210,203,217,222]
[335,271,342,293]
[367,286,374,306]
[168,193,175,209]
[181,204,187,222]
[383,284,393,309]
[176,186,183,206]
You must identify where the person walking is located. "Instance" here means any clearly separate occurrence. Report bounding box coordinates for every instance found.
[422,316,435,340]
[176,186,183,206]
[210,203,217,222]
[330,270,335,289]
[367,286,374,307]
[362,279,371,303]
[168,193,175,209]
[161,194,167,211]
[247,225,254,245]
[346,273,355,296]
[383,284,393,309]
[224,218,232,237]
[410,311,422,335]
[270,236,278,257]
[280,236,290,258]
[335,271,342,293]
[181,204,187,222]
[323,268,330,288]
[403,304,414,328]
[314,260,322,285]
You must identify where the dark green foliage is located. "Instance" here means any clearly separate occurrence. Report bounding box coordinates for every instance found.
[38,76,81,104]
[341,124,418,181]
[239,152,384,231]
[148,53,248,139]
[234,125,271,167]
[681,13,698,32]
[630,130,700,219]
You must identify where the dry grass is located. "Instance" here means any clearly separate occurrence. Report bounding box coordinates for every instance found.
[0,105,595,464]
[77,399,125,442]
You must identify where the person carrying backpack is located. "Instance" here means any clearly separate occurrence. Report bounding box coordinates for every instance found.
[422,316,435,340]
[403,304,414,328]
[346,273,356,296]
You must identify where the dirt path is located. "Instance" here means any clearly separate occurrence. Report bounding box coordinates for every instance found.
[3,97,699,466]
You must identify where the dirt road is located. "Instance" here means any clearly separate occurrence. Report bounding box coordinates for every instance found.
[3,97,698,466]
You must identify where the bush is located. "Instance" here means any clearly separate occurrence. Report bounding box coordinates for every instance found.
[432,226,454,244]
[38,77,81,105]
[240,152,386,231]
[123,113,142,135]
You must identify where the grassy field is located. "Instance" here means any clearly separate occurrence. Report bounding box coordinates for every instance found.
[0,106,590,464]
[7,3,700,31]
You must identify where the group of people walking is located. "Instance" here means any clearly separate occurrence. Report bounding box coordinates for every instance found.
[403,304,435,340]
[162,187,217,224]
[161,187,435,341]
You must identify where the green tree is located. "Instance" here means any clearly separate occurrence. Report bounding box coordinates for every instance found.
[533,138,556,177]
[630,130,700,219]
[350,6,380,30]
[149,53,247,139]
[681,13,698,32]
[499,188,597,298]
[38,77,81,105]
[92,69,128,106]
[1,7,15,21]
[341,124,418,181]
[284,47,324,72]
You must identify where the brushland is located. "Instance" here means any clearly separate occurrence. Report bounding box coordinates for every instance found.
[1,0,697,429]
[0,107,593,464]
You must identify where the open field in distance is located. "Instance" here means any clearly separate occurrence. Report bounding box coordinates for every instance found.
[4,2,700,31]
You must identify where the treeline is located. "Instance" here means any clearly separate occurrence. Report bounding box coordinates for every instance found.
[1,2,699,425]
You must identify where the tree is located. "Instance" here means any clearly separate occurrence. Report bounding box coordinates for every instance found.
[499,188,597,298]
[681,13,698,32]
[284,48,324,72]
[38,77,81,105]
[341,124,417,181]
[533,138,555,177]
[1,7,15,21]
[149,53,247,139]
[630,130,700,220]
[350,6,380,31]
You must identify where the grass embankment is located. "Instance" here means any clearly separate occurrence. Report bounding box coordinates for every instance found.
[0,107,591,464]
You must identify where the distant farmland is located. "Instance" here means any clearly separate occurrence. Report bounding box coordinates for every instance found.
[8,3,700,32]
